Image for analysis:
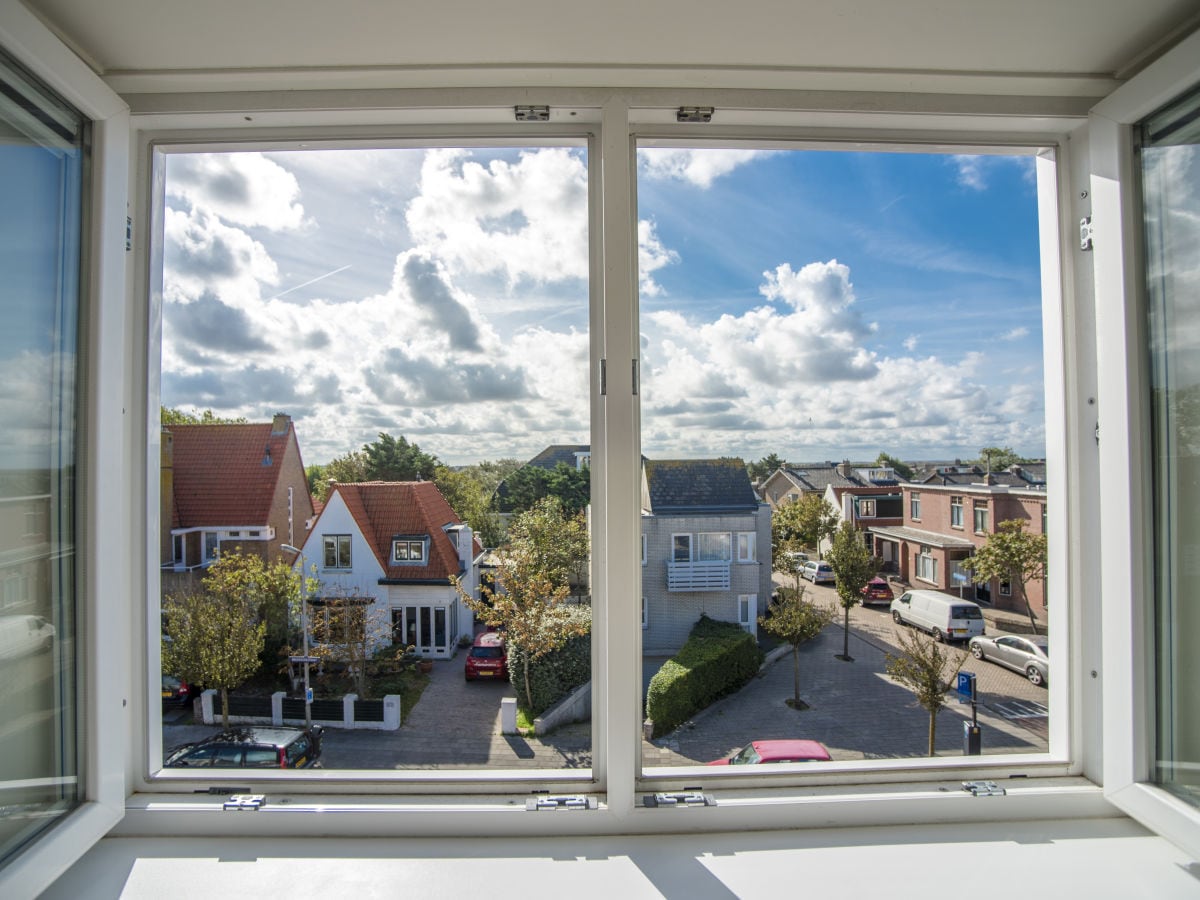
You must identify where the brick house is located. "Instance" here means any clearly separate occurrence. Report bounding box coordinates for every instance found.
[868,481,1048,619]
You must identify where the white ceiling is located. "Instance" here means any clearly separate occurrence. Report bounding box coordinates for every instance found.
[20,0,1200,96]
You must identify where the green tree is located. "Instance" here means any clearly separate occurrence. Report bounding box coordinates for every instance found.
[202,549,304,667]
[964,518,1048,634]
[434,464,505,547]
[772,493,838,557]
[497,462,590,516]
[162,588,265,729]
[308,449,371,501]
[758,585,836,709]
[885,628,967,756]
[824,521,878,661]
[304,592,393,698]
[160,405,248,425]
[876,452,914,481]
[747,453,785,483]
[505,496,590,600]
[362,432,439,482]
[975,446,1026,472]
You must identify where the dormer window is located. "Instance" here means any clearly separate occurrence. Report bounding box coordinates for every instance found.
[392,537,428,564]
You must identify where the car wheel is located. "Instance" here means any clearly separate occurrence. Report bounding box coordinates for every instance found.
[932,627,944,643]
[892,610,903,625]
[1026,665,1045,687]
[971,643,984,659]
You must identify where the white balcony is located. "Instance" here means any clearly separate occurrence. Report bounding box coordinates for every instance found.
[667,560,731,592]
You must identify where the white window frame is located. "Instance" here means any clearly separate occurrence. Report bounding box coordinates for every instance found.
[737,593,755,630]
[323,534,352,570]
[916,547,938,584]
[671,533,692,563]
[910,493,921,520]
[392,538,427,564]
[1091,28,1200,860]
[973,501,990,534]
[950,495,964,528]
[859,498,876,518]
[697,532,731,562]
[736,531,756,563]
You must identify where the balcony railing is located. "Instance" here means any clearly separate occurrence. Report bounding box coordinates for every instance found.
[667,560,731,592]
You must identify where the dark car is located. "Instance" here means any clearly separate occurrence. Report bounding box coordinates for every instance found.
[165,726,324,769]
[161,673,200,708]
[465,631,508,681]
[861,577,893,604]
[707,739,832,766]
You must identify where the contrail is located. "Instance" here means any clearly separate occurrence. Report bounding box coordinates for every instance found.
[269,264,352,300]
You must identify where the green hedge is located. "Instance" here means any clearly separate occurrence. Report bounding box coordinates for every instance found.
[505,605,592,717]
[645,615,762,738]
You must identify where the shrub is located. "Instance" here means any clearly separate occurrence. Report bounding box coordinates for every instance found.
[645,614,762,738]
[505,605,592,716]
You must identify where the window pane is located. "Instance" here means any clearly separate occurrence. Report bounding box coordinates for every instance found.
[1143,85,1200,807]
[0,48,85,862]
[638,145,1049,768]
[157,145,591,773]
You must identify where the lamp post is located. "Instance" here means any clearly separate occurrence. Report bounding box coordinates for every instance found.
[281,543,312,728]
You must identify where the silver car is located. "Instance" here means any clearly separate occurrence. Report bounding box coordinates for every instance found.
[968,633,1049,686]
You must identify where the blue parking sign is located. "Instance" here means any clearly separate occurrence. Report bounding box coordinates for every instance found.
[957,671,976,702]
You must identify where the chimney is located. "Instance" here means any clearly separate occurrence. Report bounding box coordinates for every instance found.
[837,459,852,478]
[271,413,291,435]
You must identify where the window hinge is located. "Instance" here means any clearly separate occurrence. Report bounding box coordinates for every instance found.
[632,358,639,396]
[1079,216,1094,251]
[676,106,715,123]
[600,358,607,395]
[525,794,598,811]
[962,780,1006,797]
[222,793,267,811]
[643,791,716,808]
[125,215,133,252]
[514,105,550,122]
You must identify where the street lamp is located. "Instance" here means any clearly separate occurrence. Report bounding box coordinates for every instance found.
[281,543,313,728]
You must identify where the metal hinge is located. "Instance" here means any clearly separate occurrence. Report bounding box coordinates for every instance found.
[676,106,714,123]
[1079,216,1094,251]
[125,215,133,252]
[962,780,1006,797]
[643,791,716,808]
[525,795,598,811]
[515,105,550,122]
[223,793,267,811]
[600,358,607,396]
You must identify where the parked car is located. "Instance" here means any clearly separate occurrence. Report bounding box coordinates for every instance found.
[0,614,55,661]
[890,589,985,642]
[861,577,893,604]
[165,726,324,769]
[969,633,1049,686]
[161,673,200,708]
[464,631,508,681]
[801,561,835,584]
[708,739,832,766]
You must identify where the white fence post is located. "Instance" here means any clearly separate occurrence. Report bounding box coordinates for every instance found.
[200,689,216,725]
[383,694,401,730]
[343,693,358,729]
[500,696,517,734]
[271,691,285,726]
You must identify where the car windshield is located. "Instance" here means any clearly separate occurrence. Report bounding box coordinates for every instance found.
[953,607,982,619]
[471,646,504,659]
[730,744,762,765]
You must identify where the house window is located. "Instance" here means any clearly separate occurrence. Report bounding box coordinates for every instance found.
[916,547,938,583]
[310,599,367,644]
[1000,579,1012,596]
[672,534,693,562]
[910,493,921,520]
[737,532,756,562]
[697,533,731,561]
[859,498,876,518]
[973,502,990,533]
[641,596,648,629]
[950,496,964,528]
[323,534,352,569]
[738,594,755,631]
[392,539,426,564]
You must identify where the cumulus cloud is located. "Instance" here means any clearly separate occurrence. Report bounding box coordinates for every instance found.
[1002,326,1030,341]
[167,153,307,230]
[638,219,679,297]
[163,207,279,307]
[639,148,771,188]
[903,335,919,351]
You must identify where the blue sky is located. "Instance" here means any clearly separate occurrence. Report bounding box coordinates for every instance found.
[159,145,1045,467]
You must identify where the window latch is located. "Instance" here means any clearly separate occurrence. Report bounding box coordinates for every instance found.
[643,791,716,808]
[514,105,550,122]
[223,793,267,811]
[676,106,714,123]
[525,795,598,811]
[1079,216,1094,251]
[961,780,1006,797]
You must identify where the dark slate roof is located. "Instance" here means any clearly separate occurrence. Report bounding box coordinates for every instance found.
[914,462,1047,489]
[644,458,758,515]
[781,464,864,492]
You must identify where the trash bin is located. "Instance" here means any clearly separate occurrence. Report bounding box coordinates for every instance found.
[963,721,981,755]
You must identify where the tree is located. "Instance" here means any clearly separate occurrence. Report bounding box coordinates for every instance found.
[362,432,439,482]
[201,549,304,666]
[746,453,785,483]
[160,405,248,425]
[308,450,370,501]
[162,588,265,729]
[876,452,914,481]
[758,584,835,709]
[964,518,1048,634]
[975,446,1025,472]
[434,465,505,547]
[505,496,590,600]
[824,521,878,661]
[305,593,391,698]
[497,462,590,517]
[885,628,967,755]
[772,493,838,556]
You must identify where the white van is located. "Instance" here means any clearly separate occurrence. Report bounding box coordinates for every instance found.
[0,614,55,661]
[889,590,984,642]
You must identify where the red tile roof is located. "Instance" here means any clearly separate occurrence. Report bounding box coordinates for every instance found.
[169,423,293,527]
[329,481,469,582]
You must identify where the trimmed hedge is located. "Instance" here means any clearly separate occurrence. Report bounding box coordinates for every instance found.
[505,605,592,716]
[645,614,762,738]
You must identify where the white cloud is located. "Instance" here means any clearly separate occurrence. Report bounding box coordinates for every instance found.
[162,207,279,308]
[1002,326,1030,341]
[639,148,771,188]
[903,335,919,351]
[638,219,679,297]
[167,153,307,230]
[948,154,1037,192]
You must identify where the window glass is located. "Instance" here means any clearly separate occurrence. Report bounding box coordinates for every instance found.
[0,47,85,864]
[637,144,1049,768]
[156,144,591,773]
[1143,84,1200,808]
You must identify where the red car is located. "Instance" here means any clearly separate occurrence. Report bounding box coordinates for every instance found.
[861,577,894,604]
[464,632,508,681]
[707,739,832,765]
